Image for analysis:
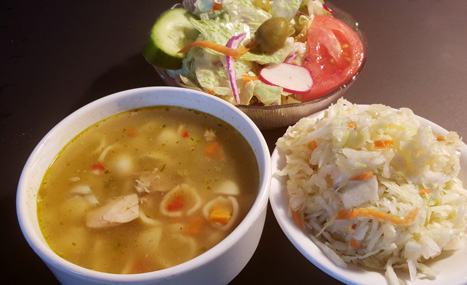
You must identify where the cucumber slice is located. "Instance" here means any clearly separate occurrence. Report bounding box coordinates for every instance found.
[143,8,199,70]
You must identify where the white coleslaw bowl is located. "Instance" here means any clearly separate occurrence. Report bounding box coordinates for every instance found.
[269,106,467,285]
[16,86,271,284]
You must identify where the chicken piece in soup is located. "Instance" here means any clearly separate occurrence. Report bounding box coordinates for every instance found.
[37,106,259,274]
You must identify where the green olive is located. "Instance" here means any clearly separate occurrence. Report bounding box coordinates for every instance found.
[254,17,289,54]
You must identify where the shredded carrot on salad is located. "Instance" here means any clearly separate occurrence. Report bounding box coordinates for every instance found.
[178,41,249,58]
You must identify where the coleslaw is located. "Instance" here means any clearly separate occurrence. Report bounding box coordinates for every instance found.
[276,98,467,284]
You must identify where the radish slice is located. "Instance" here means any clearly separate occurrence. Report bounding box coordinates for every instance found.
[259,63,313,94]
[226,33,247,104]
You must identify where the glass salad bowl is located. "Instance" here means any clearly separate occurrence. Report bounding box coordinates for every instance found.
[151,1,368,130]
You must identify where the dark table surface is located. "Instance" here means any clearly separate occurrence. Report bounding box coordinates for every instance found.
[2,0,467,283]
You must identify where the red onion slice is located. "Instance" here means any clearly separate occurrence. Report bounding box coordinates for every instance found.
[226,33,247,104]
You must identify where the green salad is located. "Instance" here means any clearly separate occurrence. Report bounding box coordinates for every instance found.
[143,0,364,106]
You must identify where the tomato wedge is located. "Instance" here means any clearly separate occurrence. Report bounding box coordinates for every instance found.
[301,15,364,101]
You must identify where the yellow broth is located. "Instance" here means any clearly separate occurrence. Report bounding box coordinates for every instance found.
[37,106,259,274]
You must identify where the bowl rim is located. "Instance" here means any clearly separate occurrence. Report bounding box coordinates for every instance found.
[269,104,467,284]
[16,86,271,283]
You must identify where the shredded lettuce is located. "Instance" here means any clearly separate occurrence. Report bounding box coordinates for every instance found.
[188,18,249,47]
[253,80,282,106]
[222,0,271,24]
[270,0,303,20]
[169,0,330,105]
[168,0,346,105]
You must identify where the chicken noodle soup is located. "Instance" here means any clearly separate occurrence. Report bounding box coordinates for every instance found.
[37,106,259,274]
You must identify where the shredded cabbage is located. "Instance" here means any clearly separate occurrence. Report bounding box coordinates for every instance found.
[276,98,467,284]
